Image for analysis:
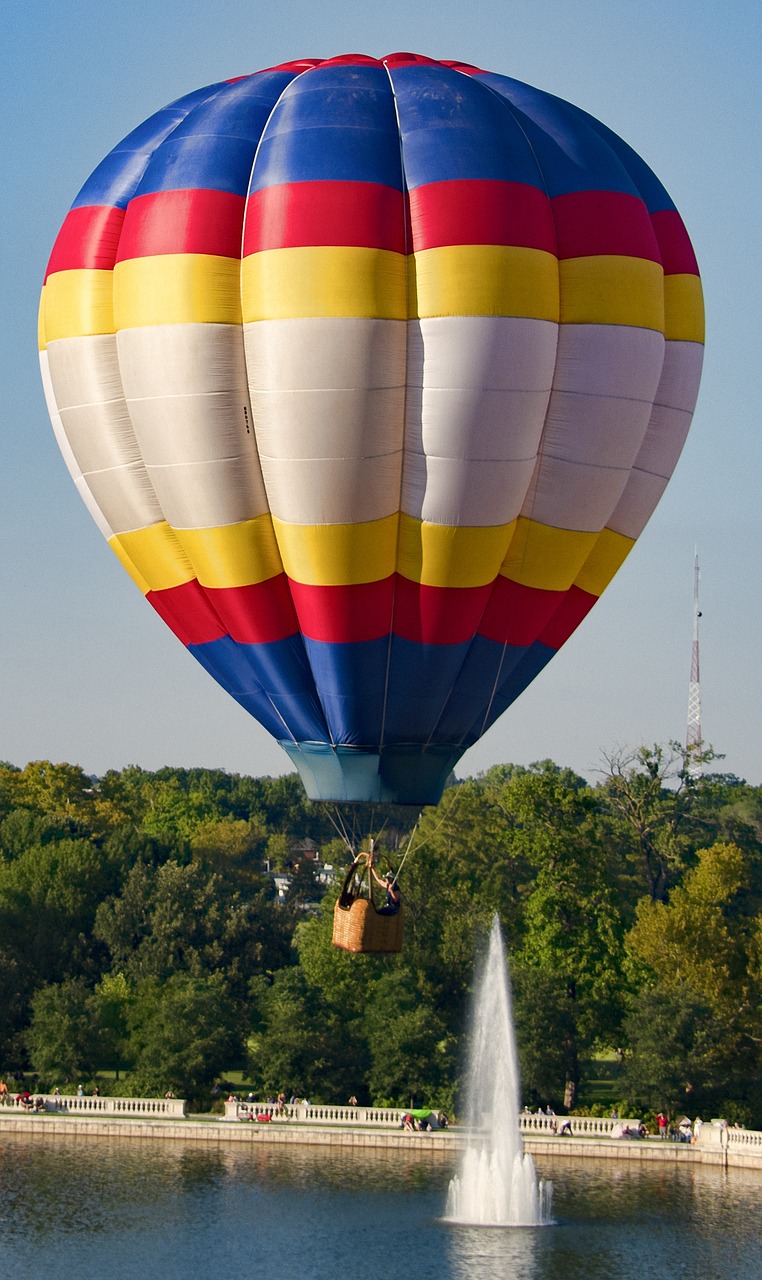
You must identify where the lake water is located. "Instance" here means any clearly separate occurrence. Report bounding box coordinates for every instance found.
[1,1133,761,1280]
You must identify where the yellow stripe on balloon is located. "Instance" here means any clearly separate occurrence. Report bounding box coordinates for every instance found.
[501,518,599,592]
[664,274,705,343]
[241,247,408,322]
[113,255,243,328]
[109,522,194,594]
[273,515,399,585]
[42,269,115,342]
[397,515,517,587]
[174,517,283,588]
[37,291,48,350]
[110,516,284,591]
[409,245,559,320]
[574,527,635,597]
[559,255,665,330]
[108,513,637,597]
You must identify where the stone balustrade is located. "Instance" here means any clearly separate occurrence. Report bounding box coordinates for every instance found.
[224,1099,406,1125]
[3,1093,187,1119]
[694,1119,762,1154]
[222,1102,639,1135]
[726,1127,762,1149]
[519,1113,642,1138]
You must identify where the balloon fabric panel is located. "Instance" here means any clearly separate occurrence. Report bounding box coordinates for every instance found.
[39,54,704,804]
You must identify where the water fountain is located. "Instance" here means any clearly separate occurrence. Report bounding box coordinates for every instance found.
[445,915,553,1226]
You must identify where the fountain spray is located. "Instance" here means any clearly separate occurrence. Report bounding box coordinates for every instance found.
[445,915,553,1226]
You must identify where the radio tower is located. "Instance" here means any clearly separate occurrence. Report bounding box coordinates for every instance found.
[686,550,702,778]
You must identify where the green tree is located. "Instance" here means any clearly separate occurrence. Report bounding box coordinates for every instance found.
[4,761,100,836]
[94,859,289,995]
[599,742,722,902]
[25,978,101,1083]
[127,972,239,1103]
[624,842,762,1119]
[0,837,121,994]
[294,889,386,1021]
[626,842,752,1011]
[247,968,369,1101]
[189,817,267,888]
[363,972,456,1108]
[504,763,624,1108]
[622,985,730,1114]
[92,972,132,1079]
[512,966,579,1109]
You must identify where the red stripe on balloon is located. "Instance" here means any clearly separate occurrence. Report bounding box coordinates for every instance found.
[319,53,382,67]
[439,59,486,74]
[243,182,407,254]
[147,580,227,646]
[650,209,700,276]
[537,584,597,650]
[290,578,498,645]
[205,577,300,643]
[257,59,323,73]
[477,578,566,646]
[393,578,493,644]
[148,576,300,646]
[147,574,599,652]
[289,578,396,643]
[408,180,556,252]
[116,189,246,262]
[383,52,443,68]
[551,190,661,262]
[44,205,125,279]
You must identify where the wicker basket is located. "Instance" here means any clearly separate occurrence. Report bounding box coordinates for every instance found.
[332,858,404,954]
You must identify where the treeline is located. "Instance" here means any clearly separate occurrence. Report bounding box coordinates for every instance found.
[1,748,761,1121]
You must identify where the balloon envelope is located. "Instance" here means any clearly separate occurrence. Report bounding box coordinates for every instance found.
[39,53,704,804]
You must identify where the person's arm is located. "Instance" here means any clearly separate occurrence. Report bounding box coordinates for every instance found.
[368,859,386,888]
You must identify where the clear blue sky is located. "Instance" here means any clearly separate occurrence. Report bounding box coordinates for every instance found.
[3,0,760,785]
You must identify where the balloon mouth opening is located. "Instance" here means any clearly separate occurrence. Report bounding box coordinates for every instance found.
[280,742,463,806]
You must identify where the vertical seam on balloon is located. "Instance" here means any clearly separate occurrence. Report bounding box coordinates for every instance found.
[412,69,562,754]
[379,57,410,758]
[465,81,568,748]
[240,64,334,749]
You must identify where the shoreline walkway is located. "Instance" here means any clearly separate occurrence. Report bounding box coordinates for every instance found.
[1,1099,759,1171]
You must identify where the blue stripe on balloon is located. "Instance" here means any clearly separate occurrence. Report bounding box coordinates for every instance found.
[300,634,535,749]
[390,64,546,191]
[582,115,678,213]
[382,636,474,742]
[189,634,328,743]
[136,135,262,199]
[302,636,389,745]
[485,640,556,728]
[249,64,403,192]
[440,634,555,747]
[135,72,299,198]
[419,634,524,745]
[474,72,646,199]
[72,83,229,210]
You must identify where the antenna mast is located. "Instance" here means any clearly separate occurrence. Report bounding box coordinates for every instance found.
[686,550,702,778]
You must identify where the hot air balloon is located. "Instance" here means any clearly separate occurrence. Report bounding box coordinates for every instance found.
[38,53,704,808]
